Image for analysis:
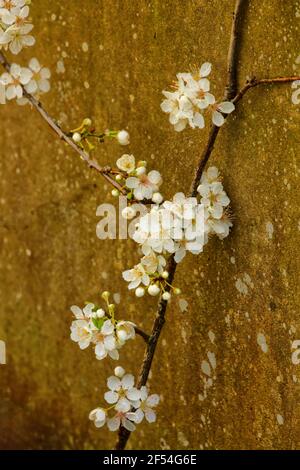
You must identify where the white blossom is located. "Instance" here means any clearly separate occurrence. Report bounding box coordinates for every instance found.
[141,251,166,275]
[126,169,162,201]
[163,192,198,222]
[0,62,32,101]
[90,368,160,433]
[17,58,51,105]
[25,57,50,94]
[70,305,94,350]
[94,319,118,361]
[1,4,29,26]
[104,372,141,412]
[0,1,26,11]
[133,208,177,255]
[0,23,35,55]
[129,386,160,424]
[208,213,233,240]
[70,303,136,361]
[291,80,300,105]
[122,263,150,289]
[116,321,135,344]
[198,181,230,219]
[116,154,135,173]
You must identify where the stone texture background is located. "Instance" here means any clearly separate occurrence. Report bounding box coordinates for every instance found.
[0,0,300,450]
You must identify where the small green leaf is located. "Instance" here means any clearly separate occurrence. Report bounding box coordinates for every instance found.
[92,317,105,330]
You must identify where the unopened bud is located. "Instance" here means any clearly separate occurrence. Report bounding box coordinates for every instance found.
[101,291,110,302]
[72,132,82,143]
[117,130,130,146]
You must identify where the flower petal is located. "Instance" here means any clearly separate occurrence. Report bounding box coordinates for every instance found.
[104,390,119,404]
[212,110,225,127]
[218,101,235,114]
[200,62,212,77]
[126,387,141,401]
[115,397,131,413]
[146,394,160,407]
[122,417,136,432]
[121,374,135,390]
[107,416,121,432]
[107,376,121,391]
[145,408,157,423]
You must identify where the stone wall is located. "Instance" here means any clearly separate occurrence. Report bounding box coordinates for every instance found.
[0,0,300,450]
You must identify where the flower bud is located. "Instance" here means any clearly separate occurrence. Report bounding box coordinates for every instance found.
[148,284,160,296]
[174,288,182,295]
[83,118,92,127]
[152,192,163,205]
[135,287,145,298]
[101,291,110,302]
[162,292,171,301]
[111,189,120,197]
[72,132,82,143]
[114,366,125,378]
[115,174,123,182]
[162,271,169,279]
[117,130,130,146]
[122,206,137,220]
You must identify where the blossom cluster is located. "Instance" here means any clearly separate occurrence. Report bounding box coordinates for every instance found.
[122,167,232,298]
[0,1,51,105]
[0,5,234,439]
[161,62,235,131]
[70,294,136,361]
[89,367,160,432]
[0,1,34,55]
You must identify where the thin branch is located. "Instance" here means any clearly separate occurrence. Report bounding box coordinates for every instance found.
[115,0,249,451]
[233,76,300,105]
[225,0,248,100]
[0,51,125,194]
[134,326,150,343]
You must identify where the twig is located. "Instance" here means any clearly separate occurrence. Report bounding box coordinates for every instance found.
[134,326,150,344]
[233,76,300,105]
[115,0,250,451]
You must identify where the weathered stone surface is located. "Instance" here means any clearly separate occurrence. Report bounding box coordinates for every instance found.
[0,0,300,450]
